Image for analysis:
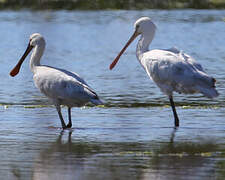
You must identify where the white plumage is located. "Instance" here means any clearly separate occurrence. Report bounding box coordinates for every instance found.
[10,33,103,129]
[142,48,218,98]
[110,17,218,127]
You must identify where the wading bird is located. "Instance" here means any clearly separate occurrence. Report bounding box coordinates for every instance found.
[110,17,218,127]
[10,33,103,129]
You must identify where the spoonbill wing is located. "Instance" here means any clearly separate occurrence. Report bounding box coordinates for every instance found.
[33,66,102,105]
[142,49,218,98]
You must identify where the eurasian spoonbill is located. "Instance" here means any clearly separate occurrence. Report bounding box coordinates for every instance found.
[110,17,218,127]
[10,33,103,129]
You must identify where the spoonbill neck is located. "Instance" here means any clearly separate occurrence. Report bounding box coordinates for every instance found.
[136,31,155,61]
[30,43,45,73]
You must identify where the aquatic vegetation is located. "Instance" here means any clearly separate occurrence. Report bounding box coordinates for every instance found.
[96,104,105,108]
[0,0,224,10]
[155,141,218,155]
[23,105,50,108]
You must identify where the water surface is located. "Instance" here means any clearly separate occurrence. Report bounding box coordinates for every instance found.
[0,10,225,179]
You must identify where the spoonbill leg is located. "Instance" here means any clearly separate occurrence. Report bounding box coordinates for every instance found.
[56,105,66,129]
[169,96,179,127]
[66,107,72,128]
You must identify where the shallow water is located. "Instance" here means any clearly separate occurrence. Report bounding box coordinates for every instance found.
[0,10,225,179]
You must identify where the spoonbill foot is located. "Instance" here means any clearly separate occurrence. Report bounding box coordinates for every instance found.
[66,123,72,128]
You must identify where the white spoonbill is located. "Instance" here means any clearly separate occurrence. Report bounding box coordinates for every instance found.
[110,17,218,127]
[10,33,103,129]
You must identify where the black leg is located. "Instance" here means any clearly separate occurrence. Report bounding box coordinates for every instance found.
[170,127,178,143]
[56,105,66,129]
[169,96,179,127]
[66,107,72,128]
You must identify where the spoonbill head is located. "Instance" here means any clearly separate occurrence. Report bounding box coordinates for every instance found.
[10,33,45,77]
[110,17,156,70]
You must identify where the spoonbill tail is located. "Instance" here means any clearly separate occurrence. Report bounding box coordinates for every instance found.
[10,33,103,129]
[110,17,218,127]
